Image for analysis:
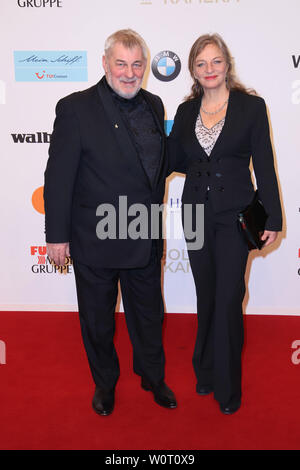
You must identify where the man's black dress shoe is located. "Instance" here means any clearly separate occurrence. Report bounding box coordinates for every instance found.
[219,401,241,415]
[196,384,213,396]
[92,386,115,416]
[141,377,177,409]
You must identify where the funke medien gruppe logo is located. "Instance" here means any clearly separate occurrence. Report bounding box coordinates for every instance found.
[17,0,62,6]
[14,51,88,82]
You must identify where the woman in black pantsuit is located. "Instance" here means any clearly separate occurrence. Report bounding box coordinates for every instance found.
[168,34,282,414]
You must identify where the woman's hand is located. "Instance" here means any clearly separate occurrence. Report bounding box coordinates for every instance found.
[261,230,278,247]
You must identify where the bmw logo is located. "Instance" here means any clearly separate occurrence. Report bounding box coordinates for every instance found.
[151,50,181,82]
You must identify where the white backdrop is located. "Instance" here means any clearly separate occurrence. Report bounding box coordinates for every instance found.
[0,0,299,315]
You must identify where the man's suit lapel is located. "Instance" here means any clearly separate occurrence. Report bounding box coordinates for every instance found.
[141,89,165,188]
[97,77,150,187]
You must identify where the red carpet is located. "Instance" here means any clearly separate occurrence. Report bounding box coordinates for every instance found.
[0,311,299,450]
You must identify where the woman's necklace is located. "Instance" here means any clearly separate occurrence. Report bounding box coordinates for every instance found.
[201,99,228,116]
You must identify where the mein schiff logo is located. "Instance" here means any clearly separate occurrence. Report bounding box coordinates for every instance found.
[151,50,181,82]
[14,51,87,82]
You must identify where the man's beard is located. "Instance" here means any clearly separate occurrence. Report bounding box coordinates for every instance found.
[106,68,142,99]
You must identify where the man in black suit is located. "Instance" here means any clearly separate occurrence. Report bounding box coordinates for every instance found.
[44,29,177,415]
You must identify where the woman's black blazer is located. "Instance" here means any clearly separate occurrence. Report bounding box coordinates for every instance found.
[168,90,282,231]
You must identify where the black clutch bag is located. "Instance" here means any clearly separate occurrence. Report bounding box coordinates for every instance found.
[238,191,268,250]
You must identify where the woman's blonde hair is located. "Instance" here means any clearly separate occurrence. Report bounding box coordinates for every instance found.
[185,33,255,101]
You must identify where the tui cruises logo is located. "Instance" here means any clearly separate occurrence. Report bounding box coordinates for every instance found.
[14,51,88,82]
[151,51,181,82]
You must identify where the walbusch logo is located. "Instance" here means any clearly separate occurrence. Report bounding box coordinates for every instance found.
[11,132,51,143]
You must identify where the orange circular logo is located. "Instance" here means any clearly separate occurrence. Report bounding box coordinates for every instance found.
[32,186,45,214]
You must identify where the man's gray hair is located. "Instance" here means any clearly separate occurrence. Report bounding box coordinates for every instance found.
[104,29,148,61]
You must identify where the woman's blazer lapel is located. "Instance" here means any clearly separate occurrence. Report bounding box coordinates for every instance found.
[181,90,240,163]
[208,90,240,161]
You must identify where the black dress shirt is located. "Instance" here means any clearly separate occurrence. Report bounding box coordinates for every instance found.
[106,79,162,188]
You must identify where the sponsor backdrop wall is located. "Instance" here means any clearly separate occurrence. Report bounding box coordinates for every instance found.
[0,0,299,315]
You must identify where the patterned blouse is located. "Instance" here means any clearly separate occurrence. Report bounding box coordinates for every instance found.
[195,111,225,157]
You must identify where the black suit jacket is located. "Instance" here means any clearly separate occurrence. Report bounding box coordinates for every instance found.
[168,90,282,231]
[44,76,167,268]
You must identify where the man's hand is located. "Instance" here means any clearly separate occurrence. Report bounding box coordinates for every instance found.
[46,242,70,266]
[261,230,278,247]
